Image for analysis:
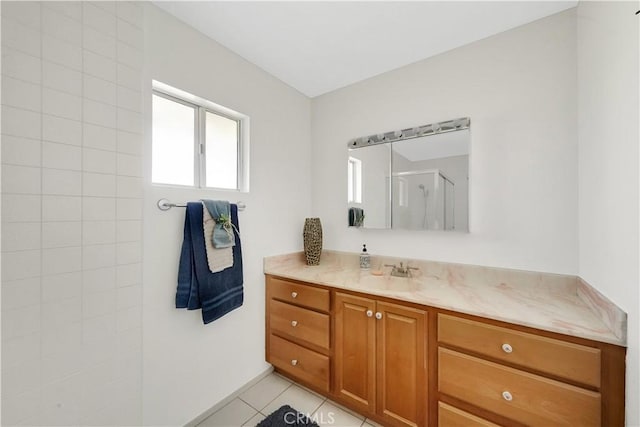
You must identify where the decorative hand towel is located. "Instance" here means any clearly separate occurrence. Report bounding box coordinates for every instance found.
[348,208,355,227]
[348,208,365,227]
[201,199,235,248]
[176,202,243,324]
[202,202,234,273]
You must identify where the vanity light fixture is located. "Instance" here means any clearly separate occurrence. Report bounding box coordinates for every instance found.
[348,117,470,149]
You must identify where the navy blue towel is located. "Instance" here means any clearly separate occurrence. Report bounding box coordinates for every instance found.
[176,202,243,324]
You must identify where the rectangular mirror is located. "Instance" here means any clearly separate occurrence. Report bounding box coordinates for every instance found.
[347,118,469,231]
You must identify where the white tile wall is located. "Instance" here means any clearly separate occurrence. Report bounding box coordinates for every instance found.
[43,60,83,96]
[2,105,42,139]
[83,74,117,105]
[42,272,82,304]
[2,277,41,310]
[2,165,41,194]
[1,1,144,424]
[83,49,117,82]
[2,18,42,57]
[43,114,82,145]
[83,123,117,151]
[83,267,116,294]
[42,141,82,170]
[43,1,82,23]
[2,222,42,251]
[83,98,117,128]
[2,135,41,167]
[2,1,42,29]
[42,221,82,248]
[82,197,116,221]
[116,263,142,287]
[42,34,82,71]
[83,172,116,197]
[42,196,82,221]
[117,129,142,154]
[42,168,82,196]
[2,47,42,84]
[82,244,117,270]
[2,76,42,111]
[83,26,117,59]
[43,88,83,120]
[42,7,82,45]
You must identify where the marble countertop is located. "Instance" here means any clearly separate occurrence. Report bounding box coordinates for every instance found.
[264,251,626,346]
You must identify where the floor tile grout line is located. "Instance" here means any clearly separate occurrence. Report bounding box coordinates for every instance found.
[249,379,294,413]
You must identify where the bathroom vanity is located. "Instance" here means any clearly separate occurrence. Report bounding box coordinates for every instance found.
[264,252,626,427]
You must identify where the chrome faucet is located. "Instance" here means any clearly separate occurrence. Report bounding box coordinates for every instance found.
[384,262,419,278]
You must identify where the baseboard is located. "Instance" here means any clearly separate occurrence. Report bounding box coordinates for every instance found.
[185,366,274,427]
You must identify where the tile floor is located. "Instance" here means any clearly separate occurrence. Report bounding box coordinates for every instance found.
[197,372,382,427]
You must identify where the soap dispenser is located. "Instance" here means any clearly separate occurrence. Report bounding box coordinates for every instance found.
[360,244,371,269]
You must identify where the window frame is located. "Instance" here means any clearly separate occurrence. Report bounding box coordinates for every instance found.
[347,156,362,204]
[151,81,249,192]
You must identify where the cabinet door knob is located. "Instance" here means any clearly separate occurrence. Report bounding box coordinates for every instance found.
[291,320,298,327]
[375,312,383,320]
[291,359,298,366]
[502,343,513,353]
[366,310,373,317]
[502,391,513,401]
[291,292,298,298]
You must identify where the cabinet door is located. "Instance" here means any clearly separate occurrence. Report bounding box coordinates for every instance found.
[334,292,376,414]
[376,301,427,427]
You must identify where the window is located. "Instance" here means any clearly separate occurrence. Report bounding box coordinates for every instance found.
[347,157,362,203]
[152,82,249,191]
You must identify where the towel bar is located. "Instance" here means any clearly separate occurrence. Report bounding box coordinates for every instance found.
[157,198,246,212]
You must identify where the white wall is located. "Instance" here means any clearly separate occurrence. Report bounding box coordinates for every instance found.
[1,2,144,425]
[142,5,312,426]
[577,2,639,424]
[311,9,578,274]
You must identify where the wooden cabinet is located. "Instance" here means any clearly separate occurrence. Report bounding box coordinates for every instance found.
[439,347,600,426]
[265,275,625,427]
[334,293,376,414]
[438,314,601,387]
[438,402,499,427]
[266,276,331,392]
[334,293,427,427]
[436,313,623,427]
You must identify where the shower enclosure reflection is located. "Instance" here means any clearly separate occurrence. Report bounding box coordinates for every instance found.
[392,170,456,230]
[347,118,469,231]
[392,129,468,231]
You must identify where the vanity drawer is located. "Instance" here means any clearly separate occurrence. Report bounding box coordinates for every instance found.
[438,402,500,427]
[438,348,601,426]
[438,314,601,387]
[270,299,330,349]
[269,334,330,392]
[268,277,330,312]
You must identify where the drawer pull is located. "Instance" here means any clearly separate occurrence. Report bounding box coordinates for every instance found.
[502,343,513,353]
[291,320,298,327]
[291,359,298,366]
[375,312,383,320]
[366,310,373,317]
[291,292,298,298]
[502,391,513,401]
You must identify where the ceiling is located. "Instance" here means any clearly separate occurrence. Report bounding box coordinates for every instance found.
[154,1,577,98]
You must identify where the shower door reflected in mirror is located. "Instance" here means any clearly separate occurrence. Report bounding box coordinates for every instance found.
[392,129,469,231]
